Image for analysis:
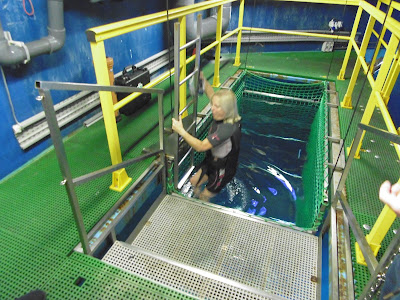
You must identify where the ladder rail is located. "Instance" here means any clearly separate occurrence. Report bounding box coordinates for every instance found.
[179,69,197,86]
[179,37,200,51]
[173,15,202,188]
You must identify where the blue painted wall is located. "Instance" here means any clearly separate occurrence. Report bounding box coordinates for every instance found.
[225,1,363,52]
[0,0,363,179]
[0,0,168,180]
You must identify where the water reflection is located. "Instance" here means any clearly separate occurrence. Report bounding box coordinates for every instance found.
[183,101,313,225]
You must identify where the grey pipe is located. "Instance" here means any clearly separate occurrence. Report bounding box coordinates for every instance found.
[0,0,65,66]
[176,0,231,41]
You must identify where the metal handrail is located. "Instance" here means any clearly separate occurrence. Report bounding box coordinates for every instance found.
[331,122,400,296]
[72,150,163,186]
[35,81,164,95]
[36,81,166,255]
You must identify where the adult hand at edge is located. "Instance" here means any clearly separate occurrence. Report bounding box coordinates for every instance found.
[379,180,400,217]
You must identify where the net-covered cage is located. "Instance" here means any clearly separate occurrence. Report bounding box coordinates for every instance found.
[239,71,329,230]
[297,90,329,229]
[174,70,329,230]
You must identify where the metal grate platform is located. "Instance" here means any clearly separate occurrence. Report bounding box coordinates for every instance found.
[104,241,280,299]
[103,195,319,300]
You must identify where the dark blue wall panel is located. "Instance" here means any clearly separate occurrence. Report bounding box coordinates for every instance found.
[0,0,167,180]
[225,1,362,53]
[0,0,361,179]
[229,1,359,31]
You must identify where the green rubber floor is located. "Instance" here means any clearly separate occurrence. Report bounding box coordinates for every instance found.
[0,51,398,299]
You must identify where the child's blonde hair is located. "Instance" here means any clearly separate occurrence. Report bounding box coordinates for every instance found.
[212,90,241,124]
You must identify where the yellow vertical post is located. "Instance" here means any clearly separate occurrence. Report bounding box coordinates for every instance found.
[179,16,188,118]
[213,4,223,88]
[346,92,377,159]
[337,6,363,80]
[349,34,400,159]
[355,38,400,262]
[370,6,393,72]
[90,41,132,191]
[376,91,400,158]
[234,0,245,67]
[382,51,400,104]
[341,14,377,109]
[356,37,400,265]
[356,202,398,266]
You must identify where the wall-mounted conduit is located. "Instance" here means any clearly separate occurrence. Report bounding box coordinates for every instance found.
[0,0,65,66]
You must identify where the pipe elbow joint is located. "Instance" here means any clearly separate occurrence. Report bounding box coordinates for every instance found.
[46,27,66,53]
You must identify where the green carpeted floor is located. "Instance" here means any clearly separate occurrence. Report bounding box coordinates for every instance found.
[1,50,398,299]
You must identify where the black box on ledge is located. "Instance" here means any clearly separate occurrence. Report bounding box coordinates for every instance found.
[114,65,151,116]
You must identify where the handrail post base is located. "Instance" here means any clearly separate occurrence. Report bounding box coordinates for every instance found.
[110,169,132,192]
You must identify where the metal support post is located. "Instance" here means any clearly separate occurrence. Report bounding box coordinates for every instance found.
[213,4,223,88]
[329,206,339,300]
[191,14,202,167]
[382,51,400,104]
[174,22,181,189]
[179,16,188,119]
[341,12,377,109]
[375,91,400,158]
[370,6,394,73]
[337,6,363,81]
[37,89,91,255]
[356,205,398,266]
[172,16,202,189]
[234,0,245,66]
[90,41,131,192]
[157,93,167,194]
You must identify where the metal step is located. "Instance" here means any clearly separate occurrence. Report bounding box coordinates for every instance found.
[103,194,319,299]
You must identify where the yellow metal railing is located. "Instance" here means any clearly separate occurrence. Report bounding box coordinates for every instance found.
[86,0,236,191]
[336,0,400,265]
[87,0,362,192]
[87,0,400,258]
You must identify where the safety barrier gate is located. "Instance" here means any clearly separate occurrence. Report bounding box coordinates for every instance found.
[35,81,166,255]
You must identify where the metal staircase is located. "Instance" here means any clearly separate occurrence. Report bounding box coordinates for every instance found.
[102,194,320,300]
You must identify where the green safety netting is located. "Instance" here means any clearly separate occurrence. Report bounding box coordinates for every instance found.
[175,70,329,230]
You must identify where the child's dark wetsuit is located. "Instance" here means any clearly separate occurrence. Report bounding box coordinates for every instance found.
[199,120,241,194]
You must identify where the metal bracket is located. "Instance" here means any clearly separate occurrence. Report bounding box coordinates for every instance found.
[327,102,339,108]
[327,136,341,143]
[328,163,344,172]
